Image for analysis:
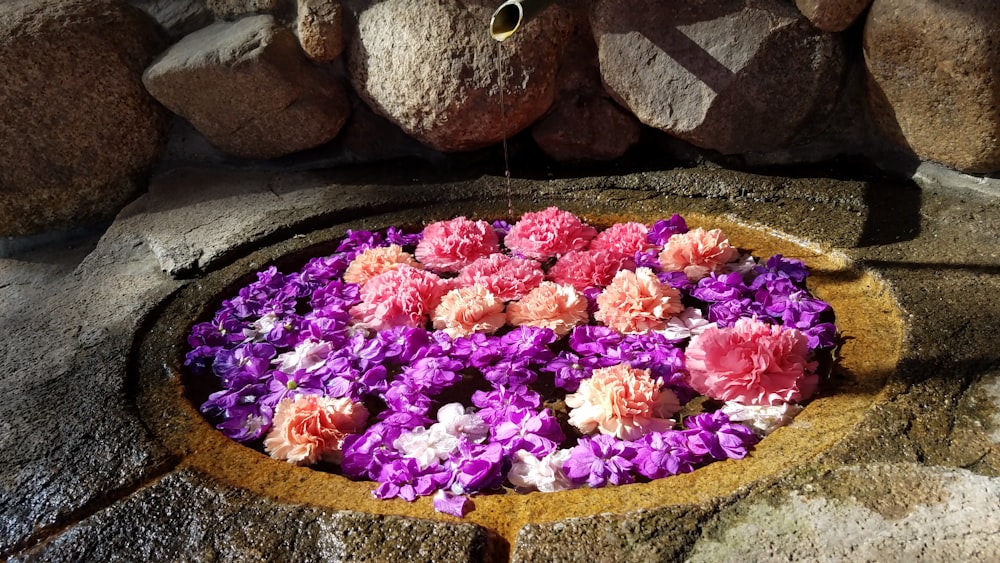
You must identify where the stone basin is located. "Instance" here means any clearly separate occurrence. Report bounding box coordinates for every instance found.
[3,166,999,561]
[137,187,903,558]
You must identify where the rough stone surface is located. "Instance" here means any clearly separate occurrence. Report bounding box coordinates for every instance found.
[0,0,167,237]
[345,0,572,152]
[795,0,872,32]
[591,0,845,155]
[864,0,1000,174]
[15,469,487,563]
[130,0,212,38]
[143,15,350,159]
[296,0,343,62]
[207,0,281,19]
[532,10,640,161]
[689,464,1000,561]
[1,164,999,560]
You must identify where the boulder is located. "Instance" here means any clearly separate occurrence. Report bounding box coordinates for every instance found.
[0,0,167,237]
[143,15,351,159]
[591,0,844,155]
[532,12,640,162]
[345,0,572,152]
[206,0,281,19]
[794,0,872,32]
[296,0,343,63]
[864,0,1000,174]
[129,0,212,38]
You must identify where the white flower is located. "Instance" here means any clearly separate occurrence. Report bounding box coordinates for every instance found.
[720,401,804,436]
[393,425,460,469]
[658,307,716,341]
[274,339,333,373]
[435,403,489,443]
[243,312,280,342]
[508,449,574,492]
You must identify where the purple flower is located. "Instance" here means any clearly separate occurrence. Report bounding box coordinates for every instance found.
[402,356,464,394]
[310,280,360,310]
[341,423,406,480]
[804,322,837,349]
[337,229,383,253]
[300,254,350,285]
[382,380,433,416]
[449,333,502,368]
[471,384,541,425]
[491,407,564,458]
[693,272,749,302]
[563,434,637,488]
[634,249,661,270]
[633,431,698,479]
[707,298,765,327]
[542,352,614,392]
[491,220,511,241]
[202,382,267,416]
[376,326,434,364]
[647,214,688,245]
[374,458,451,501]
[754,254,809,285]
[657,270,693,293]
[449,441,505,494]
[211,342,275,387]
[683,411,759,462]
[433,490,472,517]
[213,402,273,442]
[263,369,324,407]
[568,325,622,356]
[481,358,537,387]
[500,326,556,363]
[385,226,422,248]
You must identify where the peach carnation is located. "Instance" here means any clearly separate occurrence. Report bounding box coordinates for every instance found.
[565,364,680,440]
[432,285,507,338]
[588,221,649,259]
[506,281,589,337]
[455,253,545,301]
[594,268,683,333]
[349,265,444,330]
[547,249,626,291]
[414,217,499,273]
[264,394,368,466]
[685,317,819,406]
[343,244,421,285]
[658,227,739,281]
[504,207,597,260]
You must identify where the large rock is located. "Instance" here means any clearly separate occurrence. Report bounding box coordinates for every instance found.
[296,0,344,63]
[129,0,212,38]
[531,10,641,162]
[0,0,167,237]
[143,15,351,159]
[345,0,571,152]
[206,0,281,19]
[591,0,844,155]
[795,0,872,32]
[864,0,1000,174]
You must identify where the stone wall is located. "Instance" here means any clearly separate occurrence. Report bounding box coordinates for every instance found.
[1,0,998,236]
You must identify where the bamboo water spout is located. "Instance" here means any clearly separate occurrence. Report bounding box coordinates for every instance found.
[489,0,556,41]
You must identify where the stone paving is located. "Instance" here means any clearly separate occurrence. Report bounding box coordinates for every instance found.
[2,164,999,561]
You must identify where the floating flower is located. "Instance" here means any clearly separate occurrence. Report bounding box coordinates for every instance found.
[658,227,738,282]
[595,268,684,333]
[565,364,680,440]
[632,430,698,479]
[685,317,818,405]
[588,221,649,260]
[349,265,445,330]
[455,253,544,301]
[263,394,368,465]
[546,249,627,291]
[508,448,575,492]
[682,411,759,461]
[414,217,499,273]
[432,285,507,338]
[720,401,804,437]
[504,207,597,260]
[506,282,589,337]
[343,244,422,285]
[563,434,637,488]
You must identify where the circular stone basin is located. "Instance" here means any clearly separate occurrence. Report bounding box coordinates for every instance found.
[136,200,903,548]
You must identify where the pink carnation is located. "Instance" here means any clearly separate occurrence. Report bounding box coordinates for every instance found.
[343,244,421,285]
[546,249,626,291]
[594,268,683,333]
[350,265,444,330]
[565,364,680,440]
[432,285,507,338]
[658,227,739,281]
[685,317,818,406]
[504,207,597,260]
[455,253,545,301]
[588,221,649,259]
[414,217,499,273]
[506,281,589,337]
[264,394,368,465]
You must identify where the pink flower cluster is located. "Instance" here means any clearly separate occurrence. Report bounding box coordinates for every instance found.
[264,395,369,465]
[565,364,680,440]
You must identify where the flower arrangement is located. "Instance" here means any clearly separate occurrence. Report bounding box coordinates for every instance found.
[185,207,837,517]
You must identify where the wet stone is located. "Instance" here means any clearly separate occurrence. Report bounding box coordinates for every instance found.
[13,469,487,563]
